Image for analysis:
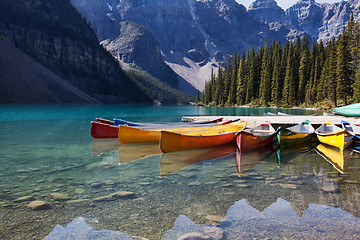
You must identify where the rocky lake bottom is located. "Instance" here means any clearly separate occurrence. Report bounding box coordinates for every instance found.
[0,105,359,239]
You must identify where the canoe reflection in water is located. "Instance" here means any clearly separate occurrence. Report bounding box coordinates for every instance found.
[90,139,121,156]
[235,145,277,176]
[275,141,316,166]
[160,143,237,177]
[90,139,162,164]
[118,143,162,165]
[315,143,353,174]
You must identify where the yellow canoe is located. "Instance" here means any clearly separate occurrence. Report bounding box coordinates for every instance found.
[118,120,245,144]
[279,120,315,146]
[316,144,352,174]
[315,121,353,150]
[160,121,246,153]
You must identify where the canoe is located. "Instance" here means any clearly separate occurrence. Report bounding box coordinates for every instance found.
[354,146,360,153]
[331,103,360,117]
[159,121,246,153]
[315,121,353,150]
[315,143,353,174]
[91,118,228,139]
[96,118,115,125]
[279,120,315,146]
[263,112,289,116]
[160,144,236,176]
[90,121,119,138]
[341,120,360,145]
[119,120,245,144]
[236,122,280,153]
[114,117,224,127]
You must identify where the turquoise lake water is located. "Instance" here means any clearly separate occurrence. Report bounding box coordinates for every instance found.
[0,105,360,240]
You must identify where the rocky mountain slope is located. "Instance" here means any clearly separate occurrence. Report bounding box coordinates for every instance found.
[249,0,360,43]
[71,0,293,91]
[0,40,98,104]
[0,0,152,103]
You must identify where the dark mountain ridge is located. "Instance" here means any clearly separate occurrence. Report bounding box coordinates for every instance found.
[0,0,152,103]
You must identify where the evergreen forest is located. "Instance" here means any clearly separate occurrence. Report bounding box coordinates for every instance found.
[201,15,360,108]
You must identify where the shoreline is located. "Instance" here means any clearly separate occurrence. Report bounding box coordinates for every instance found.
[183,114,359,128]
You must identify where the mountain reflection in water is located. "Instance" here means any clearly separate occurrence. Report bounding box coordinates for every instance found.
[45,198,360,240]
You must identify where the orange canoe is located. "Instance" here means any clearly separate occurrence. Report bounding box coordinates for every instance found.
[160,121,246,153]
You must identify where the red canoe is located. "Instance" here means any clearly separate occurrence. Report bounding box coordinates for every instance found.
[236,122,279,153]
[96,118,114,125]
[90,121,119,139]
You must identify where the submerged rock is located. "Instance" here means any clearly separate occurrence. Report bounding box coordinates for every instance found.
[204,215,223,226]
[27,200,51,210]
[178,232,210,240]
[203,227,224,240]
[14,195,35,203]
[188,181,201,186]
[51,193,71,201]
[111,191,135,199]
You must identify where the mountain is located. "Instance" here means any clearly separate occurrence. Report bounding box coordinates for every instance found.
[0,0,152,103]
[248,0,285,24]
[71,0,294,92]
[0,40,98,104]
[250,0,360,43]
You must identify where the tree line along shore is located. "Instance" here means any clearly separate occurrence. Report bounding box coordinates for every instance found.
[200,14,360,109]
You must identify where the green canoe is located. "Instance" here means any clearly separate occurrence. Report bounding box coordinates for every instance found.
[332,103,360,117]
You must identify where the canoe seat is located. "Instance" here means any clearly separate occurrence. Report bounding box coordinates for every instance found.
[318,131,333,133]
[251,130,274,133]
[294,131,311,134]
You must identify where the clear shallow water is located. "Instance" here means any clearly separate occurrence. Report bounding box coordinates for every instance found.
[1,105,360,240]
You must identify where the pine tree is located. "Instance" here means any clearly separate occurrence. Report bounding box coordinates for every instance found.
[227,51,239,105]
[246,46,256,103]
[223,57,232,104]
[259,40,272,105]
[298,47,310,103]
[354,66,360,102]
[321,38,337,105]
[196,90,200,104]
[282,42,296,105]
[271,42,282,106]
[214,65,224,105]
[336,32,352,105]
[236,51,247,105]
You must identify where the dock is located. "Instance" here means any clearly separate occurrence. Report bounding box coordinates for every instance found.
[182,115,360,128]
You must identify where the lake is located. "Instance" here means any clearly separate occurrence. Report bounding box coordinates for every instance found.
[0,105,360,240]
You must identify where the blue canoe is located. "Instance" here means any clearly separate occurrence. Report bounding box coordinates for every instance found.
[332,103,360,117]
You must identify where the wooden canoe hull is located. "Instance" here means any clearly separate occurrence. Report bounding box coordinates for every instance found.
[160,131,238,153]
[236,131,277,153]
[118,125,160,144]
[90,121,119,138]
[118,121,245,144]
[316,129,353,150]
[280,133,314,146]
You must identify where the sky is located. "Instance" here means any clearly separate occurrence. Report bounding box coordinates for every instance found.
[236,0,342,10]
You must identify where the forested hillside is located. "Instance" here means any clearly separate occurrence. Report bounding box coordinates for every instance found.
[202,15,360,108]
